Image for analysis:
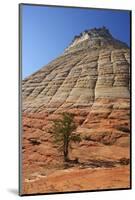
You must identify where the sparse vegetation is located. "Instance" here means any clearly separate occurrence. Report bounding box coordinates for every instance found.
[115,126,130,133]
[51,112,81,162]
[83,135,91,141]
[28,138,41,145]
[119,158,130,165]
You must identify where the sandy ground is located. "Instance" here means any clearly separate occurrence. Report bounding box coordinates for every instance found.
[22,165,130,195]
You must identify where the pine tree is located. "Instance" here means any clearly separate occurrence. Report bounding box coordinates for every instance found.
[51,112,81,162]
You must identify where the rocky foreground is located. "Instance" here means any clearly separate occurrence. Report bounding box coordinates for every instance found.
[23,166,130,194]
[21,27,130,194]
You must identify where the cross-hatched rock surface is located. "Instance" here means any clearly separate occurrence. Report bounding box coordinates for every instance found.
[22,27,130,194]
[22,27,130,113]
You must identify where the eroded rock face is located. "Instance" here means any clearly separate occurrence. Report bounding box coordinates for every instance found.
[22,27,130,194]
[22,27,130,113]
[65,27,128,52]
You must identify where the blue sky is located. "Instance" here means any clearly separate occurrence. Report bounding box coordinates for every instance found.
[21,5,130,79]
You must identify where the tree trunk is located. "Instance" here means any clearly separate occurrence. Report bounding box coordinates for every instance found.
[64,136,69,162]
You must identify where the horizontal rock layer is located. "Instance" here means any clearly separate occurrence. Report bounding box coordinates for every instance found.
[22,48,130,113]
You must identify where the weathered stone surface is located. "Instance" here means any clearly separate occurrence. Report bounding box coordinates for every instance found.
[22,28,129,112]
[22,27,130,194]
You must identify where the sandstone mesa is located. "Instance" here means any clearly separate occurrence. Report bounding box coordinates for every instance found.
[21,27,130,194]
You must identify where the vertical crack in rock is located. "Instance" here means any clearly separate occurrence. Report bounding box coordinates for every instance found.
[46,56,86,112]
[124,51,130,91]
[110,50,115,87]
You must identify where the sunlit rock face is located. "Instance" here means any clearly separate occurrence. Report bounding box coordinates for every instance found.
[22,27,130,114]
[22,27,130,193]
[65,27,128,52]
